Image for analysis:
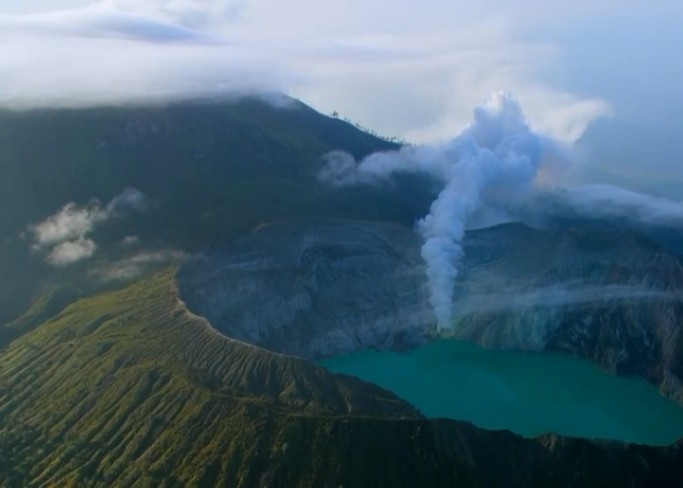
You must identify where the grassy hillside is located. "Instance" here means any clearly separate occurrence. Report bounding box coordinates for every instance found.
[1,270,683,487]
[0,270,423,486]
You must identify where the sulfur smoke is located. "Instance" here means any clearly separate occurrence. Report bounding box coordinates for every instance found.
[319,92,566,329]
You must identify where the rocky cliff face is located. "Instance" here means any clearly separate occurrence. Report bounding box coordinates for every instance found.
[178,220,683,403]
[178,221,432,359]
[454,223,683,404]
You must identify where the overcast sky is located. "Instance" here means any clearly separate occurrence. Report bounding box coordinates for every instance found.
[1,0,681,153]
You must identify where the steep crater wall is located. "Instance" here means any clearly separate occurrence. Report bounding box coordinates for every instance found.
[453,224,683,405]
[178,220,683,404]
[177,221,433,359]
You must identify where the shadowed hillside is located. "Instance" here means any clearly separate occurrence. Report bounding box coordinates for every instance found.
[0,97,435,325]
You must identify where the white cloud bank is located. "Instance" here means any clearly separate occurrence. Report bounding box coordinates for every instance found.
[0,0,624,143]
[99,0,245,28]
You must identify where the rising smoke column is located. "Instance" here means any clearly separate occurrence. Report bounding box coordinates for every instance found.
[417,93,552,328]
[319,92,562,329]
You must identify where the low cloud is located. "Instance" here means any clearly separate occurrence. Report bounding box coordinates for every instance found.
[47,238,97,266]
[29,201,104,249]
[99,0,246,29]
[520,184,683,229]
[120,235,140,246]
[557,184,683,225]
[106,187,149,213]
[27,187,147,265]
[0,6,207,42]
[92,249,187,282]
[453,284,678,318]
[318,145,452,186]
[0,2,283,110]
[0,1,612,144]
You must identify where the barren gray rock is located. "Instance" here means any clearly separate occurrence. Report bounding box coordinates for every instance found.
[178,219,683,404]
[178,221,434,359]
[452,224,683,405]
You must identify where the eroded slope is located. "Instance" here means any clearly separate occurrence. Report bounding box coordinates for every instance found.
[3,270,683,487]
[178,221,432,359]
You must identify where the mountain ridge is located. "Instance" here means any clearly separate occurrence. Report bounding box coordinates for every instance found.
[177,218,683,409]
[3,268,683,486]
[0,96,434,325]
[3,95,683,486]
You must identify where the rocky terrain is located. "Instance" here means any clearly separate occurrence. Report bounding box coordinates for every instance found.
[179,220,683,405]
[455,223,683,405]
[4,95,683,486]
[178,221,432,359]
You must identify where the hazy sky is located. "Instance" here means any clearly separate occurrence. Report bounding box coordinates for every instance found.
[0,0,681,153]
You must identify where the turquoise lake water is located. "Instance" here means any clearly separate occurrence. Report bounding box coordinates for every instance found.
[320,339,683,445]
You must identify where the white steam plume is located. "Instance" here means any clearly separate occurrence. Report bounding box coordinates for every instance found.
[320,92,683,329]
[320,92,565,329]
[418,94,561,328]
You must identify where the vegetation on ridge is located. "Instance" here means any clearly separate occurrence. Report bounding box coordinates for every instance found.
[0,270,426,486]
[1,269,683,487]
